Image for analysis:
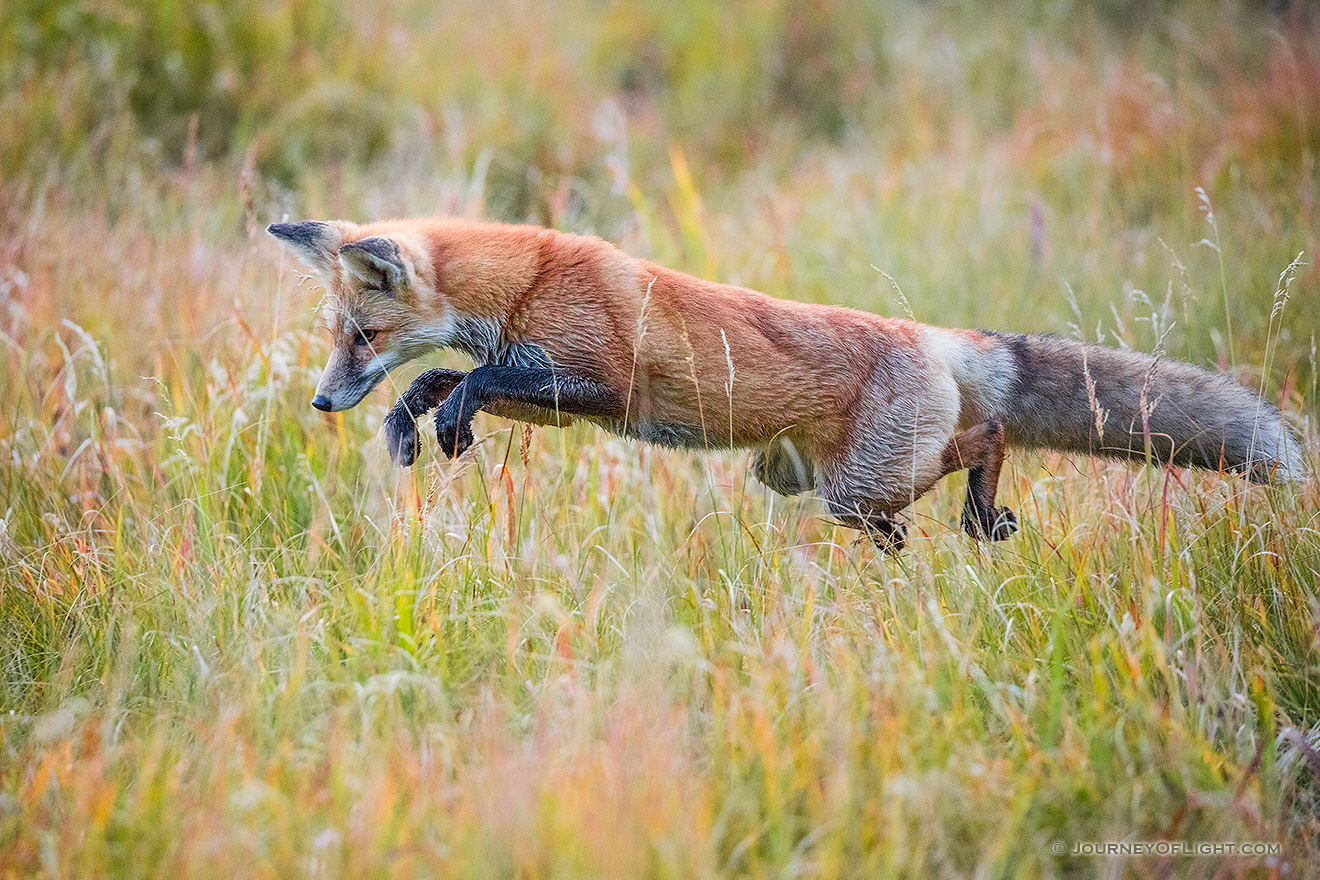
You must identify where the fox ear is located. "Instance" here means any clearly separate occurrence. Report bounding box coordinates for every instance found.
[267,221,346,280]
[338,236,406,293]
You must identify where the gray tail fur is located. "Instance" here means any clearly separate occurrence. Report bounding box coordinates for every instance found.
[986,333,1307,483]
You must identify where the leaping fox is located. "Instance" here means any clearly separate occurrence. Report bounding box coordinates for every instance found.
[269,217,1305,551]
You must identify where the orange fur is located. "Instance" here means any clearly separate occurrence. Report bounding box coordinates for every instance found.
[324,218,921,458]
[269,217,1303,551]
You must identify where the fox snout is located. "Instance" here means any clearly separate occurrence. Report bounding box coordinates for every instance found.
[312,347,378,412]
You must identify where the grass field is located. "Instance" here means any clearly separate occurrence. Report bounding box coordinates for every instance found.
[2,1,1320,877]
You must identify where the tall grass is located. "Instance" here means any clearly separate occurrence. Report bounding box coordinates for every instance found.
[2,1,1319,877]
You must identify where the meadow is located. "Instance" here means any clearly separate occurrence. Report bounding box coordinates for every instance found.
[2,1,1319,876]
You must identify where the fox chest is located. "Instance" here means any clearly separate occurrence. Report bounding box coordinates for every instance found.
[450,316,555,370]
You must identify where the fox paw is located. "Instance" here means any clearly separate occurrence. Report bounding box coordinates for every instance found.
[870,519,908,555]
[434,414,475,458]
[835,512,908,555]
[962,505,1018,541]
[383,406,420,467]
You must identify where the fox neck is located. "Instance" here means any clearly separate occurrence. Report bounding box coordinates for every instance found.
[417,222,551,367]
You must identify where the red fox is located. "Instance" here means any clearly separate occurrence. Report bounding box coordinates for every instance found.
[269,217,1305,551]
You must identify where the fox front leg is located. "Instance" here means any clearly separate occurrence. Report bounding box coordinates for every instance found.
[431,365,626,458]
[383,368,468,466]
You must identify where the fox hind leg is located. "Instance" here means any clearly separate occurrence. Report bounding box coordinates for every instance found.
[826,500,909,555]
[941,420,1017,541]
[821,419,1018,553]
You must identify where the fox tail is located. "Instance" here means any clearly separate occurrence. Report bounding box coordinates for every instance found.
[980,332,1307,482]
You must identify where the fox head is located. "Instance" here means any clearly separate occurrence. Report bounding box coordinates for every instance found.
[268,220,448,412]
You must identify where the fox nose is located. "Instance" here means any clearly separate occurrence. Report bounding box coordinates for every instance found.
[311,394,333,412]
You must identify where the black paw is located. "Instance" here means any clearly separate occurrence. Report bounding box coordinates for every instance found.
[435,413,475,458]
[962,504,1018,541]
[872,518,908,555]
[383,406,420,467]
[836,512,908,555]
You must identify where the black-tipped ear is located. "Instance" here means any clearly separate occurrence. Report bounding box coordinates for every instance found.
[339,237,406,293]
[267,221,343,279]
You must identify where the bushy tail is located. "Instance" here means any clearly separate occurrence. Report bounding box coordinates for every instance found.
[984,333,1307,482]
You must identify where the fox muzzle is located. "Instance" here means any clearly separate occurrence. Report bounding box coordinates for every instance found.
[312,350,395,412]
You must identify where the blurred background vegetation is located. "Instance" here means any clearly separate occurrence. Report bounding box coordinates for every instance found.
[5,0,1318,202]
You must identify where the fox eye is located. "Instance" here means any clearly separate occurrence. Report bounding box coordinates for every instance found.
[354,329,378,346]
